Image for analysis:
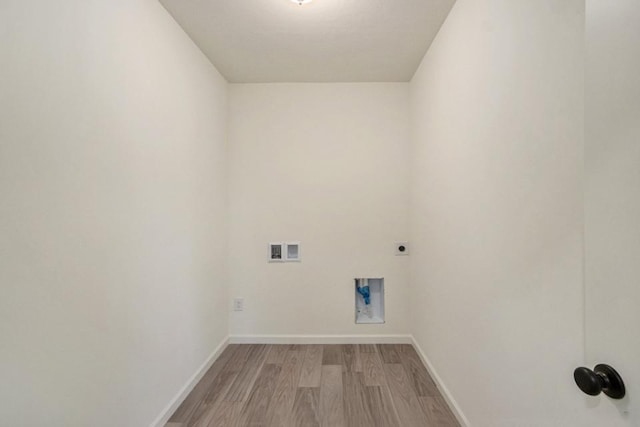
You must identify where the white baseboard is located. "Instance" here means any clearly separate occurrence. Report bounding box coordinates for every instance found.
[149,336,230,427]
[228,334,413,345]
[411,337,471,427]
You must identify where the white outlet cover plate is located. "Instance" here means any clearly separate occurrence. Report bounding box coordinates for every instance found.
[285,241,301,262]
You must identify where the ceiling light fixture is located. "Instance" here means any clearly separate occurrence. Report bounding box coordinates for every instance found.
[291,0,312,5]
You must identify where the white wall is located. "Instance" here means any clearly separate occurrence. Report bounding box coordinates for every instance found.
[228,83,410,337]
[0,1,228,426]
[409,1,586,425]
[584,1,640,425]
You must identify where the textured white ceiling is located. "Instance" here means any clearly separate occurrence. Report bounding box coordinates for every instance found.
[159,0,456,83]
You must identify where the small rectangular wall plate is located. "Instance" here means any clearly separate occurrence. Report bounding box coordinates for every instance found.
[233,298,244,311]
[285,242,301,262]
[268,242,284,262]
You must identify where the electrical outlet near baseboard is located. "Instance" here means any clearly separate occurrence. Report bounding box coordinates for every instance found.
[233,298,244,311]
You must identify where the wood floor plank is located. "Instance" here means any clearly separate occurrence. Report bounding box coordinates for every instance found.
[418,396,460,427]
[360,352,386,386]
[399,345,439,397]
[224,345,270,402]
[298,345,323,387]
[322,344,342,365]
[396,344,415,353]
[419,396,460,426]
[358,344,376,353]
[200,401,243,427]
[291,388,321,427]
[353,346,362,372]
[321,344,343,365]
[383,364,426,427]
[169,345,238,423]
[188,371,239,426]
[266,345,289,364]
[266,349,306,427]
[225,344,253,372]
[319,365,345,427]
[340,344,359,373]
[364,386,401,427]
[342,372,375,427]
[238,363,282,426]
[378,344,402,364]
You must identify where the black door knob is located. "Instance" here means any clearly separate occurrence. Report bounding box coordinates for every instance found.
[574,364,625,399]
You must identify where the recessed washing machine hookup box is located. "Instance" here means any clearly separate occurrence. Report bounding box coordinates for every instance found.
[355,278,384,324]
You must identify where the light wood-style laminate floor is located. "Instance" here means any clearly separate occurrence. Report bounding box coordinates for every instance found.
[166,344,459,427]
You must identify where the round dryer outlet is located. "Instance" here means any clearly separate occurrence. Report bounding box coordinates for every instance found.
[395,242,409,256]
